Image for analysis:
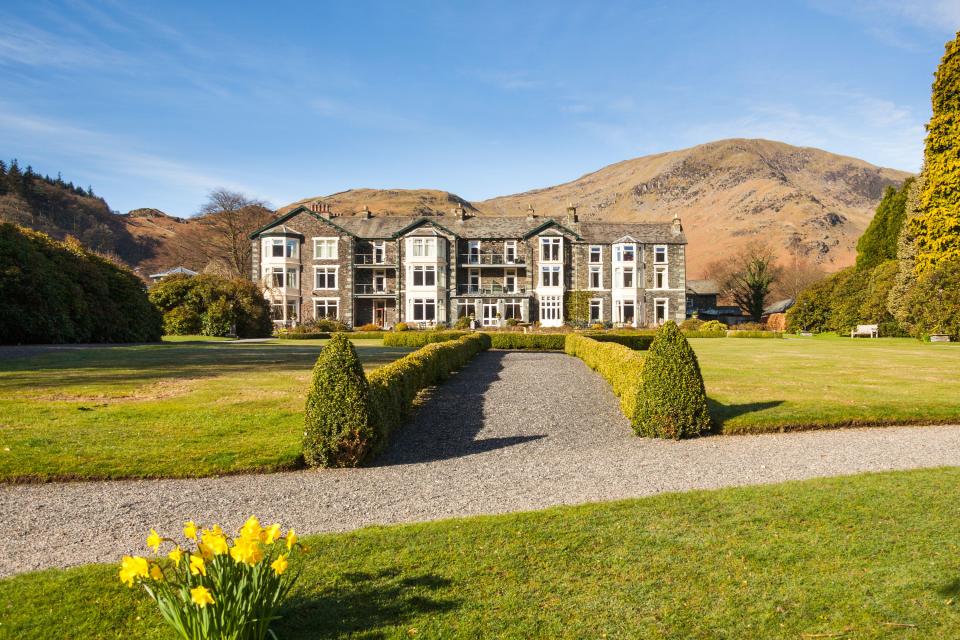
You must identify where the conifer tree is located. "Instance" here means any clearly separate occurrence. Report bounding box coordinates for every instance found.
[856,177,914,271]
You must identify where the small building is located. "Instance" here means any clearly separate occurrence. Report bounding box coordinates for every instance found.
[148,266,198,283]
[686,279,719,318]
[763,298,795,318]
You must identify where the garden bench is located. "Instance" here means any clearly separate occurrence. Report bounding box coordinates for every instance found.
[851,324,879,338]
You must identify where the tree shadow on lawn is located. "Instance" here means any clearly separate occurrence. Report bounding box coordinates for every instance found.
[707,398,785,433]
[373,351,546,466]
[275,568,459,638]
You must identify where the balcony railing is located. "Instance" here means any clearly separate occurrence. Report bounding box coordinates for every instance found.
[355,284,395,295]
[457,284,527,296]
[459,253,525,266]
[354,254,394,265]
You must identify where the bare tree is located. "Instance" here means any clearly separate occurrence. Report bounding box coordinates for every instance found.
[773,235,826,300]
[706,241,783,322]
[198,189,274,278]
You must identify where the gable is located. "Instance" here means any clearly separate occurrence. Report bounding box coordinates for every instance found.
[248,205,356,239]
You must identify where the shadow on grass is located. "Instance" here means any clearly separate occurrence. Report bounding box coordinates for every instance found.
[276,569,459,638]
[937,577,960,599]
[707,398,785,432]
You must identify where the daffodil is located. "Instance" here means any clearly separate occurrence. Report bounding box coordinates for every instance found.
[263,523,282,545]
[146,528,162,553]
[189,554,206,576]
[270,554,288,576]
[285,528,297,551]
[229,536,264,565]
[118,556,150,587]
[239,516,262,541]
[201,528,229,556]
[149,564,164,581]
[168,546,183,565]
[190,585,215,608]
[183,521,198,541]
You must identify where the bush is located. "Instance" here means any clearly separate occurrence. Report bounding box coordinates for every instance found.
[485,333,567,350]
[505,318,519,327]
[682,330,727,338]
[680,318,704,331]
[634,321,711,439]
[347,331,390,340]
[734,321,765,331]
[383,331,469,347]
[275,331,331,340]
[566,335,645,422]
[394,322,410,332]
[302,333,374,468]
[454,316,472,329]
[904,257,960,339]
[700,320,727,332]
[0,224,162,344]
[582,333,654,350]
[368,334,491,454]
[149,273,271,338]
[286,318,348,334]
[356,323,382,332]
[728,330,784,338]
[162,306,202,336]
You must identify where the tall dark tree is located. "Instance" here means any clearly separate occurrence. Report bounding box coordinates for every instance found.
[707,241,782,322]
[856,177,914,271]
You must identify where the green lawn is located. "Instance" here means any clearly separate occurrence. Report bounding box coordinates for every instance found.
[0,341,410,481]
[4,467,960,638]
[693,337,960,433]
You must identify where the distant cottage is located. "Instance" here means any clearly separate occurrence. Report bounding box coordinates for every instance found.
[248,203,687,329]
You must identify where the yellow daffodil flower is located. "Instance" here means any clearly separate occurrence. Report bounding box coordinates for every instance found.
[168,546,183,565]
[146,528,162,553]
[229,536,264,565]
[149,564,164,581]
[285,529,297,551]
[189,554,206,576]
[270,554,288,576]
[263,523,282,545]
[190,585,215,608]
[118,556,150,587]
[183,521,198,541]
[201,528,229,556]
[239,516,262,541]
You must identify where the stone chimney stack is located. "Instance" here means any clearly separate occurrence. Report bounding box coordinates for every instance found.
[452,202,467,221]
[671,213,682,235]
[361,205,371,219]
[566,204,578,224]
[526,204,536,221]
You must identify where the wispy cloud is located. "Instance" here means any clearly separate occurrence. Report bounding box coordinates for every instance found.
[309,97,421,132]
[0,17,133,69]
[808,0,959,50]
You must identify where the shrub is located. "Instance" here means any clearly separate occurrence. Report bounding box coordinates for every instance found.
[728,330,783,338]
[682,330,727,338]
[566,335,645,422]
[734,321,766,331]
[150,273,271,338]
[766,313,787,332]
[634,321,711,439]
[119,516,302,640]
[346,331,389,340]
[454,316,471,329]
[0,224,163,344]
[303,333,374,468]
[583,332,654,350]
[485,333,566,350]
[356,323,382,332]
[680,318,704,331]
[275,331,330,340]
[505,318,519,327]
[163,306,202,336]
[700,320,727,332]
[383,331,469,347]
[394,322,410,332]
[904,256,960,339]
[286,318,348,334]
[590,323,604,331]
[368,334,490,454]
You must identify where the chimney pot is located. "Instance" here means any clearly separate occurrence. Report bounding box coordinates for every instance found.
[671,214,682,234]
[526,204,536,220]
[566,203,578,224]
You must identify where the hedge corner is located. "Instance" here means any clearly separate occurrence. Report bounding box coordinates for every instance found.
[635,321,711,439]
[303,332,374,468]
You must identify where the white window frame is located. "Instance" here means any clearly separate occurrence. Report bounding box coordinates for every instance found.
[540,237,561,262]
[268,266,285,288]
[615,299,637,325]
[286,267,298,289]
[314,266,338,290]
[589,245,602,264]
[540,265,561,288]
[621,267,635,289]
[411,298,437,322]
[504,241,517,264]
[373,241,386,264]
[504,268,518,293]
[654,298,669,325]
[654,245,667,264]
[539,295,562,321]
[467,240,481,264]
[313,297,339,320]
[654,265,668,289]
[373,269,387,292]
[589,298,603,322]
[410,237,437,258]
[313,237,338,260]
[503,301,522,320]
[614,243,636,263]
[411,265,437,287]
[588,265,603,290]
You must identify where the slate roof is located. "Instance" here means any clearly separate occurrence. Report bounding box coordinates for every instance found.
[763,298,795,315]
[148,266,198,279]
[686,279,719,295]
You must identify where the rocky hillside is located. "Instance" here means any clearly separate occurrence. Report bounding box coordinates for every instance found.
[292,140,911,275]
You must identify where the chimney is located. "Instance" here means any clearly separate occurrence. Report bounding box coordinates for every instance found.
[671,214,682,235]
[309,201,321,213]
[526,204,536,221]
[566,203,578,224]
[361,205,371,219]
[452,202,467,221]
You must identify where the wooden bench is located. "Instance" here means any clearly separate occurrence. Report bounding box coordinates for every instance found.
[851,324,879,338]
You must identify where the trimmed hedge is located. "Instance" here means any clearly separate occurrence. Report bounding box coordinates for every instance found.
[728,331,784,338]
[349,331,388,340]
[565,334,645,424]
[635,322,711,439]
[583,333,654,350]
[276,332,331,340]
[276,331,390,340]
[682,330,728,338]
[382,331,470,347]
[303,333,373,467]
[368,334,491,455]
[485,333,567,350]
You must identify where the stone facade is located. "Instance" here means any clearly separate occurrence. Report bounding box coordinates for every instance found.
[249,203,688,328]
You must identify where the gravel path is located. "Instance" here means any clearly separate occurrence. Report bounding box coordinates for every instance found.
[4,350,960,577]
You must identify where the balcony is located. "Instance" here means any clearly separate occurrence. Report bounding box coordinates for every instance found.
[354,254,396,266]
[355,284,395,296]
[457,284,527,296]
[459,252,525,267]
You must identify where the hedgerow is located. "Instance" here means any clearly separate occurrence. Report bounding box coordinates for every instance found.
[382,331,470,347]
[583,333,654,350]
[275,332,331,340]
[485,333,567,350]
[565,334,645,425]
[727,331,783,338]
[681,330,727,338]
[303,333,374,468]
[634,321,711,439]
[367,334,491,454]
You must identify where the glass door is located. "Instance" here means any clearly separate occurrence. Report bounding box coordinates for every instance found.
[482,303,499,326]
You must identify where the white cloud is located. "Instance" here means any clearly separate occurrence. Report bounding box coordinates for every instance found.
[808,0,959,50]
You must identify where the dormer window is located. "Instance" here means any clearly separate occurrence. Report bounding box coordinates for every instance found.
[654,245,667,263]
[613,243,635,263]
[411,237,436,257]
[540,237,561,262]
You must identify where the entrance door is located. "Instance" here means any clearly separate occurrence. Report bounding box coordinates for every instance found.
[373,300,387,327]
[482,303,499,327]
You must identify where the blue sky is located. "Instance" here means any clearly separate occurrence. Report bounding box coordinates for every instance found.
[1,1,957,216]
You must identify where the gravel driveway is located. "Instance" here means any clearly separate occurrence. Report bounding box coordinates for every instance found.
[3,350,960,577]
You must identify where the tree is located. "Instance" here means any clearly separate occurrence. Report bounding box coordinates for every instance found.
[856,178,914,271]
[148,273,272,338]
[707,241,782,322]
[774,234,826,300]
[911,31,960,274]
[198,189,274,278]
[904,257,960,339]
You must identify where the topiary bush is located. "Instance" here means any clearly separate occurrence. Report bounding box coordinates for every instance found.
[634,321,711,439]
[303,333,374,468]
[700,320,727,332]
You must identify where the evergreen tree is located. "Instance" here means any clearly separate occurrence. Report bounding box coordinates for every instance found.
[889,176,924,329]
[911,31,960,274]
[856,177,914,271]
